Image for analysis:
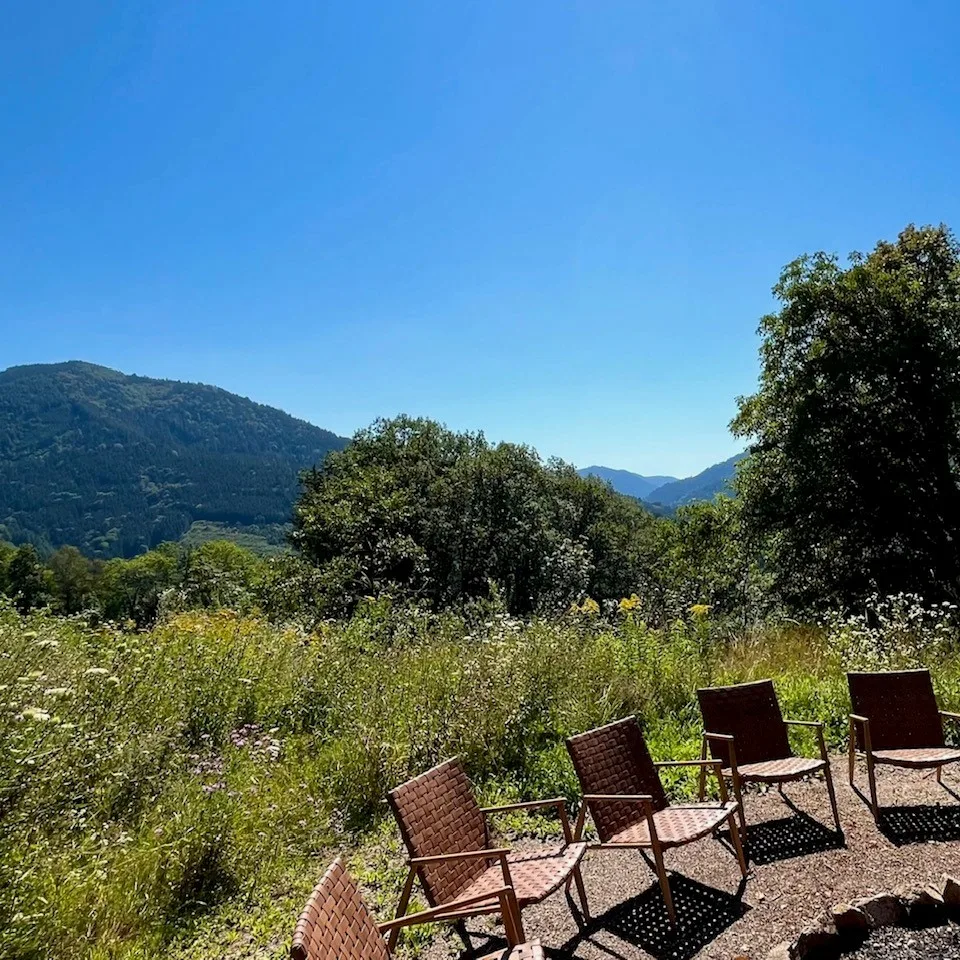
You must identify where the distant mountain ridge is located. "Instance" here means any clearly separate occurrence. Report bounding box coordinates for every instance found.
[581,453,745,508]
[577,466,677,500]
[0,361,348,557]
[645,453,746,506]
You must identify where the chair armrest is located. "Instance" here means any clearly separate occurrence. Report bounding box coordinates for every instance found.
[481,797,573,842]
[849,714,873,753]
[582,793,655,803]
[654,759,723,769]
[408,847,511,865]
[941,710,960,723]
[701,731,739,786]
[378,884,517,933]
[481,797,566,814]
[480,797,573,843]
[787,718,828,760]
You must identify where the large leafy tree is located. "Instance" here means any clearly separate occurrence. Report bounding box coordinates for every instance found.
[733,224,960,609]
[291,416,660,614]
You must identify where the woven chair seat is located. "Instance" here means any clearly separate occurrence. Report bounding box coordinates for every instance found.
[480,939,545,960]
[458,842,587,907]
[872,747,960,768]
[604,801,737,848]
[722,756,825,782]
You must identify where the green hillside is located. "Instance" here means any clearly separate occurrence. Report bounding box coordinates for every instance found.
[0,362,348,557]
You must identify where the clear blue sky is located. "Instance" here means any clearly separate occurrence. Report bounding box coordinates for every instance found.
[3,1,959,477]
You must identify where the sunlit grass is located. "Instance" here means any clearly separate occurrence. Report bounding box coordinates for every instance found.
[2,599,959,958]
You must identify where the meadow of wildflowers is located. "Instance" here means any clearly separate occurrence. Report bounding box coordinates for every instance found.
[3,594,960,958]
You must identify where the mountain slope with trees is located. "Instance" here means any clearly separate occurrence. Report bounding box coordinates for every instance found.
[576,465,677,499]
[0,362,347,557]
[645,453,746,506]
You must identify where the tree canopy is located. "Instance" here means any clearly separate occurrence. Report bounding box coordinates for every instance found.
[733,224,960,609]
[291,416,665,614]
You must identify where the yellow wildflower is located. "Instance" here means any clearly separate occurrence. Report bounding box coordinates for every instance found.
[619,594,641,613]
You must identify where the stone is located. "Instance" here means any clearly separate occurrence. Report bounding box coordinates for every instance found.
[852,892,904,928]
[792,918,837,958]
[766,943,793,960]
[831,902,869,934]
[941,874,960,907]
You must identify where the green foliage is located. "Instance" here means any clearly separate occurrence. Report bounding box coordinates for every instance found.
[6,544,51,613]
[291,416,664,615]
[654,497,771,619]
[734,224,960,609]
[99,544,183,625]
[0,361,347,558]
[48,546,100,614]
[5,599,960,959]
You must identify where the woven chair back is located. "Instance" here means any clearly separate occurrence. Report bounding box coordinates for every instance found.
[847,669,944,751]
[698,679,791,765]
[566,717,668,843]
[388,758,489,905]
[291,858,391,960]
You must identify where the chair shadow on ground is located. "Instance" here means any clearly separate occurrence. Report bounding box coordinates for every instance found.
[720,794,844,866]
[555,874,748,960]
[875,802,960,845]
[462,877,747,960]
[848,777,960,845]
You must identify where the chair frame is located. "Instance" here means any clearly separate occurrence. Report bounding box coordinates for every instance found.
[848,708,960,819]
[697,718,841,839]
[292,857,528,960]
[381,884,525,952]
[571,753,747,926]
[389,790,588,949]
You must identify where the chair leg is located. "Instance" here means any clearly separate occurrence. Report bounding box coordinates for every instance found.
[502,887,524,949]
[824,761,842,834]
[650,841,676,926]
[848,735,856,786]
[571,864,590,921]
[727,811,748,877]
[388,866,417,950]
[731,773,747,844]
[697,737,708,802]
[512,904,526,945]
[865,751,880,821]
[937,765,943,784]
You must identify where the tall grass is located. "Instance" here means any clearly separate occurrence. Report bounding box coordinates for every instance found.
[2,597,959,959]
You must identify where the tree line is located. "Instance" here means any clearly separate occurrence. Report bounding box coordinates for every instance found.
[6,224,959,623]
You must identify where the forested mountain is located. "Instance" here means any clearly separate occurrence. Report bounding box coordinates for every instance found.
[580,455,744,507]
[645,453,745,506]
[576,465,677,499]
[0,362,348,557]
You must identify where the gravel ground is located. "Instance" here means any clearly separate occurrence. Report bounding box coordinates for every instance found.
[843,922,960,959]
[422,757,960,960]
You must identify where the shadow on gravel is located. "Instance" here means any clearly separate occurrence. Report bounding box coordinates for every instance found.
[550,874,749,960]
[730,810,844,865]
[877,803,960,845]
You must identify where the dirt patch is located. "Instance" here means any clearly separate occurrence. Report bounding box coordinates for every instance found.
[423,757,960,960]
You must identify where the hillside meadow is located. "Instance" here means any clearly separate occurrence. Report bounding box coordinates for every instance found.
[3,596,959,960]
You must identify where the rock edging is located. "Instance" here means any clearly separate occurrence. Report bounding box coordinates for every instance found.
[763,874,960,960]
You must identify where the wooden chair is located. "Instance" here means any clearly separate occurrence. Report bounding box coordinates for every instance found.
[565,716,747,926]
[292,857,540,960]
[848,669,960,820]
[697,679,841,839]
[387,759,588,950]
